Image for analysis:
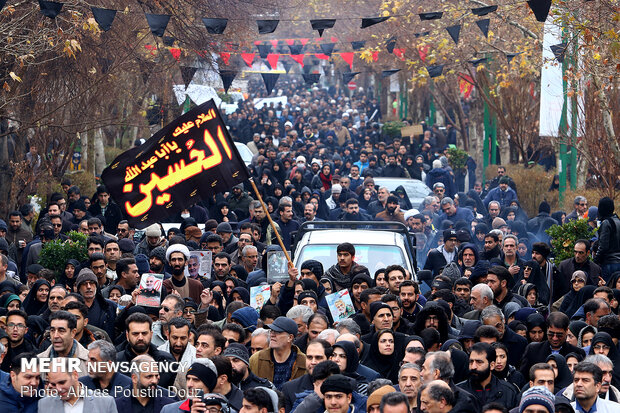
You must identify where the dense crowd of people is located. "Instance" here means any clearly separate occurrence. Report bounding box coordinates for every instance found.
[0,80,619,413]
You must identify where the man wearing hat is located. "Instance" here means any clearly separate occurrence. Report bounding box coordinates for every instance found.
[375,196,406,224]
[217,222,238,249]
[484,176,518,209]
[518,386,556,413]
[249,316,307,390]
[161,358,221,413]
[228,184,254,221]
[530,242,561,302]
[149,246,168,275]
[134,223,167,256]
[162,244,204,303]
[320,374,364,413]
[75,268,117,339]
[424,229,458,276]
[366,385,396,413]
[224,343,275,391]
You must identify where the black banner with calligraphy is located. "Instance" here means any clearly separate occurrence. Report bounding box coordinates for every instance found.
[101,99,249,228]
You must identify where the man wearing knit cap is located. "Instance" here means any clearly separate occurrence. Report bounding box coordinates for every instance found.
[366,385,396,413]
[518,386,555,413]
[224,343,275,391]
[161,358,220,413]
[326,184,342,210]
[369,302,393,332]
[530,242,560,302]
[134,223,167,256]
[162,243,204,303]
[320,374,358,413]
[149,246,168,274]
[375,195,406,224]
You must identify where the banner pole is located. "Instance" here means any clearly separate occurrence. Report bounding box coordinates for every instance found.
[248,178,293,267]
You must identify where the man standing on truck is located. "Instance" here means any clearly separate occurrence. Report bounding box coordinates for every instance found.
[324,243,370,291]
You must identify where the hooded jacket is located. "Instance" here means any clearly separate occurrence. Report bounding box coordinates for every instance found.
[0,371,40,413]
[333,341,369,395]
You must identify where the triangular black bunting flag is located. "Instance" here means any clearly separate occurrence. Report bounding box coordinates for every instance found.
[97,57,114,74]
[289,44,303,55]
[302,73,321,85]
[427,65,444,78]
[361,16,391,28]
[163,36,176,47]
[261,73,280,95]
[419,12,443,21]
[220,70,237,93]
[180,66,197,89]
[527,0,552,22]
[39,0,63,18]
[257,20,279,34]
[382,69,400,78]
[446,25,461,45]
[310,19,336,37]
[0,0,6,12]
[320,43,335,57]
[145,13,171,37]
[282,60,293,73]
[202,18,228,34]
[472,5,498,16]
[351,41,366,51]
[550,43,567,63]
[257,44,272,59]
[506,52,521,63]
[91,7,116,31]
[414,31,431,38]
[476,19,490,38]
[469,57,488,66]
[342,71,360,84]
[386,36,397,54]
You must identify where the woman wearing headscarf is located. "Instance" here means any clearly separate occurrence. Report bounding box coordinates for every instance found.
[578,325,597,348]
[58,258,80,291]
[514,260,550,306]
[0,294,21,311]
[593,197,620,279]
[311,164,333,192]
[22,279,50,315]
[606,271,620,290]
[557,277,594,318]
[546,354,573,391]
[525,312,547,343]
[362,329,402,383]
[331,340,369,395]
[588,332,620,387]
[212,201,238,223]
[567,321,587,347]
[492,342,526,390]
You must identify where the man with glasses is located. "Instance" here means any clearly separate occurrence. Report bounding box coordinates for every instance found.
[566,196,589,222]
[231,233,253,265]
[433,183,446,200]
[116,220,134,240]
[520,311,586,377]
[0,310,35,371]
[558,239,602,299]
[152,295,184,347]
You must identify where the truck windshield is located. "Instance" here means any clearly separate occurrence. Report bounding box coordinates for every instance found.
[296,244,408,274]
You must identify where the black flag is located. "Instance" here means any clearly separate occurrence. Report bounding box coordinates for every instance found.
[342,71,360,84]
[472,5,498,16]
[469,57,488,66]
[101,100,249,227]
[202,18,228,34]
[351,41,366,50]
[145,13,171,37]
[311,19,336,36]
[282,60,293,73]
[288,44,303,55]
[302,73,321,85]
[261,73,280,95]
[427,65,444,78]
[419,12,443,20]
[386,36,397,54]
[506,52,521,63]
[220,70,237,93]
[382,69,400,78]
[257,44,271,59]
[476,19,490,38]
[257,20,279,34]
[39,0,63,18]
[446,25,461,45]
[361,16,391,28]
[414,31,431,38]
[550,43,567,63]
[0,1,6,11]
[180,66,197,88]
[91,7,116,31]
[320,43,335,57]
[527,0,552,22]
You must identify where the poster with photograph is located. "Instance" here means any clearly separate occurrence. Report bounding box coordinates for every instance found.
[136,273,164,307]
[185,250,212,280]
[326,289,355,323]
[266,250,290,283]
[250,285,271,311]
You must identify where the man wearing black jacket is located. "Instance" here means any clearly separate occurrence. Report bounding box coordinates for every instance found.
[457,342,518,410]
[481,305,527,368]
[519,311,586,378]
[281,340,329,412]
[424,230,458,276]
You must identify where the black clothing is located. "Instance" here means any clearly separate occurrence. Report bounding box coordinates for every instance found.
[519,340,586,378]
[457,374,519,410]
[281,374,313,413]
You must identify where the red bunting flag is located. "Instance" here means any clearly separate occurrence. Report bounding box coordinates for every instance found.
[270,39,279,48]
[300,38,309,46]
[393,48,405,60]
[254,40,261,46]
[418,45,429,62]
[220,52,231,65]
[169,48,181,61]
[372,51,379,62]
[331,37,338,43]
[290,54,305,66]
[458,73,474,98]
[340,52,354,69]
[241,53,255,67]
[285,39,295,46]
[266,53,280,69]
[315,53,330,60]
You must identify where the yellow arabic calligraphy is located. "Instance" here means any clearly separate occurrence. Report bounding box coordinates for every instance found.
[125,127,224,217]
[172,121,195,137]
[154,141,180,158]
[195,108,216,128]
[124,165,142,182]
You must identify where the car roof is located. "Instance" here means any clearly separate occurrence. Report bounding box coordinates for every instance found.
[302,229,404,245]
